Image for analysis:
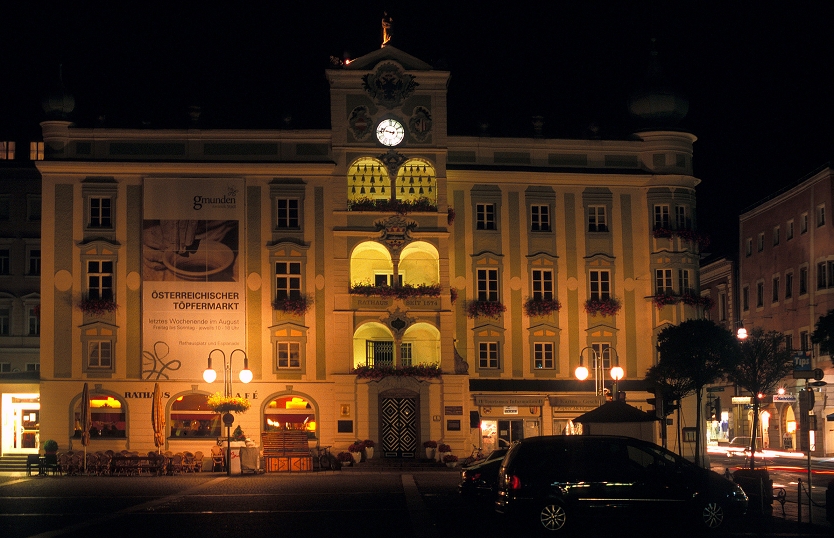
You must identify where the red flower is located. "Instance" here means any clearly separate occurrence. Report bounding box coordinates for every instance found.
[584,297,622,317]
[523,297,561,317]
[466,300,507,319]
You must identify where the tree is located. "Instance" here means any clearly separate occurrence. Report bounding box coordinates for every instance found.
[811,309,834,364]
[655,319,740,467]
[726,327,794,470]
[645,361,690,453]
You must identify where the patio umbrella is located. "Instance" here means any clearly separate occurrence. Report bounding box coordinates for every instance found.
[80,382,91,471]
[151,382,165,452]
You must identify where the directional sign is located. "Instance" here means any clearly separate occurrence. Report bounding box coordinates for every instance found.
[793,370,815,379]
[810,381,828,387]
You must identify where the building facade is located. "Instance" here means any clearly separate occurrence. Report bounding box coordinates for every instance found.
[32,45,705,460]
[738,165,834,455]
[0,138,42,455]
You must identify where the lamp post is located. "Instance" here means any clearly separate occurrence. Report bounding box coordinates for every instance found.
[575,346,624,400]
[203,348,252,476]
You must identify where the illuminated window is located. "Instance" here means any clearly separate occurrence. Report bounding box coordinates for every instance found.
[479,342,499,369]
[588,205,608,232]
[264,395,317,439]
[75,392,126,439]
[366,340,394,367]
[531,205,550,231]
[401,342,413,367]
[29,142,44,161]
[169,393,221,439]
[0,141,15,160]
[277,342,301,368]
[476,203,496,230]
[534,342,554,369]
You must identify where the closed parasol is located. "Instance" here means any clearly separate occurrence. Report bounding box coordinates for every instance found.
[80,383,91,471]
[152,382,165,452]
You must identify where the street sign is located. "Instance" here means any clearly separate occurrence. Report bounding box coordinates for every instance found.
[810,381,827,387]
[793,370,815,379]
[813,368,824,381]
[706,387,725,392]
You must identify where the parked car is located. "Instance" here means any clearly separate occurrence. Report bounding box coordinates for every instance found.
[495,435,748,533]
[458,448,508,500]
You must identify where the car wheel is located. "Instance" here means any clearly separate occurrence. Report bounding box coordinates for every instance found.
[699,500,725,529]
[538,502,567,532]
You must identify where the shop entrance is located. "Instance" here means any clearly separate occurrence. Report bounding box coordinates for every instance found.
[1,393,40,454]
[497,419,524,447]
[380,392,418,458]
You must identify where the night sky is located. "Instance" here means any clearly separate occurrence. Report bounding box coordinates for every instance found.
[2,2,832,258]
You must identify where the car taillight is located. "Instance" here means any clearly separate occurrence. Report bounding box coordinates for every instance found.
[508,474,521,490]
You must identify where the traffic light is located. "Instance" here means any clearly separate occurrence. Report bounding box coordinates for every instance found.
[646,393,679,418]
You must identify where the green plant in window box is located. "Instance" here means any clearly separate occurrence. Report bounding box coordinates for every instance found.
[206,393,251,414]
[466,300,507,319]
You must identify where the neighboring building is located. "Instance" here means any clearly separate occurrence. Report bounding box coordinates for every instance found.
[738,165,834,456]
[0,135,43,454]
[699,257,738,445]
[33,42,706,460]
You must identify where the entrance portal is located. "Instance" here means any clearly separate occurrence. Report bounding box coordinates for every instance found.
[380,394,417,458]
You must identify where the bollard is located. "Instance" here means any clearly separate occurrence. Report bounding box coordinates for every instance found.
[797,479,802,524]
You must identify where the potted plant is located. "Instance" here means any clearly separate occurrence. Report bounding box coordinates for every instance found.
[423,440,437,460]
[362,439,375,460]
[443,454,459,468]
[348,441,365,464]
[206,393,251,414]
[336,451,354,466]
[231,426,247,442]
[42,439,58,454]
[437,443,452,462]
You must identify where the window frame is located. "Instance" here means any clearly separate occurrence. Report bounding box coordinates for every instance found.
[476,203,497,231]
[276,341,301,369]
[655,269,673,294]
[478,341,500,369]
[653,204,671,230]
[801,212,809,234]
[772,276,780,303]
[799,266,808,295]
[678,269,691,295]
[742,286,750,311]
[589,269,611,301]
[275,198,300,230]
[773,226,780,246]
[530,204,551,232]
[477,268,500,302]
[757,233,764,252]
[275,260,302,301]
[533,342,555,370]
[588,205,608,232]
[818,204,826,227]
[531,268,554,301]
[787,220,794,240]
[785,271,793,299]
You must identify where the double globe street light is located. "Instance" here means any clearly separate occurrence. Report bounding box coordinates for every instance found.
[203,348,252,476]
[575,346,624,400]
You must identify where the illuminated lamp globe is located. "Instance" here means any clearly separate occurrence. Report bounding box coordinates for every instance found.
[239,368,253,384]
[610,366,624,381]
[575,365,589,381]
[203,368,217,384]
[736,327,748,340]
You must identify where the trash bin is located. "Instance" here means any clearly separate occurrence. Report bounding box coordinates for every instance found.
[733,469,773,515]
[827,479,834,524]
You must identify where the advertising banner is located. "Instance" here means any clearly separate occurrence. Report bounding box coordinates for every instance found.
[142,178,245,380]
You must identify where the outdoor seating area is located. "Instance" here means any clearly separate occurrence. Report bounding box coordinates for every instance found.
[47,450,214,476]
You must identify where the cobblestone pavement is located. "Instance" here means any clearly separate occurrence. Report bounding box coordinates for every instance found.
[0,469,830,538]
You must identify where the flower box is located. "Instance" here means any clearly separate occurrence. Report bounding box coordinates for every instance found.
[584,297,622,317]
[77,297,118,316]
[273,295,311,315]
[349,282,441,299]
[347,197,437,214]
[651,293,680,308]
[523,297,561,317]
[352,364,442,380]
[466,300,507,319]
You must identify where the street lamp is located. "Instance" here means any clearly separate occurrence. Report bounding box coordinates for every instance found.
[575,346,624,398]
[736,320,747,340]
[203,348,251,476]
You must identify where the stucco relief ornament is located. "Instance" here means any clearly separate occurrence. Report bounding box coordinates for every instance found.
[375,215,416,252]
[381,308,415,339]
[379,148,407,178]
[362,61,418,109]
[348,106,374,140]
[408,106,432,142]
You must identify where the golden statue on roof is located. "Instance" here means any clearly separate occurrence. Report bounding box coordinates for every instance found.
[382,12,393,47]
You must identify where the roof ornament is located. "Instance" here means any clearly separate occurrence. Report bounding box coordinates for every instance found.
[381,12,393,47]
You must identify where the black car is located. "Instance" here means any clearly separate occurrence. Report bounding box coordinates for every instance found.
[458,448,508,500]
[495,435,748,533]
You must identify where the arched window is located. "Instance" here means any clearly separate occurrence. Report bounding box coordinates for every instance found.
[399,241,439,286]
[350,241,394,287]
[347,157,389,202]
[353,322,395,369]
[74,392,126,439]
[264,395,317,439]
[396,158,436,204]
[169,393,221,439]
[401,322,441,366]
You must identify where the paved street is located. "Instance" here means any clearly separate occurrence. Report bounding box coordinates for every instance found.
[0,466,830,538]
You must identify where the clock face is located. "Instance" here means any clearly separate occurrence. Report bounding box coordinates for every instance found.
[376,119,405,146]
